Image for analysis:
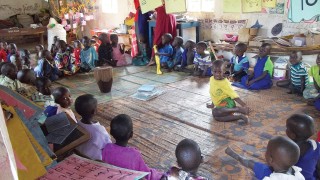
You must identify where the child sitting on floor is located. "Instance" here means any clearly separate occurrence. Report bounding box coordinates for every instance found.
[110,33,128,66]
[0,41,7,62]
[161,139,207,180]
[156,33,174,69]
[0,62,9,82]
[73,40,82,66]
[98,33,114,66]
[75,94,111,160]
[181,40,196,71]
[172,36,184,70]
[229,43,249,82]
[44,87,77,122]
[304,53,320,107]
[207,60,249,124]
[35,50,61,81]
[102,114,163,180]
[35,44,44,62]
[8,43,22,70]
[92,35,100,51]
[226,136,304,180]
[286,114,320,180]
[20,49,31,69]
[55,40,76,75]
[32,77,54,108]
[16,69,37,98]
[132,35,150,66]
[194,41,212,77]
[241,43,273,90]
[277,51,308,95]
[0,63,21,91]
[50,36,59,58]
[80,36,98,72]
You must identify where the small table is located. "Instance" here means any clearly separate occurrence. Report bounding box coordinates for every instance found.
[0,27,46,44]
[148,20,200,48]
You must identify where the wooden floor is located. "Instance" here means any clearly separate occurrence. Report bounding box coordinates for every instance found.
[53,66,319,179]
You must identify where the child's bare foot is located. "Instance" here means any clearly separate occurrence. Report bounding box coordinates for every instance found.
[225,147,234,156]
[239,106,250,115]
[238,115,249,125]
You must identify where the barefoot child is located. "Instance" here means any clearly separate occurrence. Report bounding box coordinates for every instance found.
[73,40,82,66]
[207,60,249,124]
[181,40,196,71]
[304,53,320,107]
[194,41,212,77]
[229,43,249,82]
[172,36,184,70]
[98,33,114,66]
[241,43,273,90]
[226,136,304,180]
[161,139,207,179]
[110,34,127,66]
[156,33,174,69]
[80,36,98,72]
[286,114,320,180]
[102,114,163,180]
[75,94,111,160]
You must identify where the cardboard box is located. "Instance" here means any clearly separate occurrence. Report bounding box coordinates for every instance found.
[238,28,250,42]
[306,34,320,46]
[249,28,258,35]
[249,41,263,47]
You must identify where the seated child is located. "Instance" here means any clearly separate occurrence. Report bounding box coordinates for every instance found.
[35,44,44,62]
[92,35,101,51]
[0,62,9,82]
[181,40,196,70]
[32,77,55,108]
[303,53,320,106]
[16,69,37,98]
[75,94,111,160]
[156,33,174,69]
[0,63,22,91]
[286,114,320,180]
[132,35,150,66]
[161,139,207,180]
[20,49,31,69]
[229,43,249,82]
[102,114,163,180]
[45,87,77,122]
[0,41,7,62]
[277,51,308,95]
[54,40,77,75]
[80,36,98,72]
[35,50,61,81]
[110,33,128,66]
[226,136,304,180]
[207,60,249,124]
[73,40,82,66]
[50,36,59,58]
[8,43,22,70]
[241,43,273,90]
[172,36,184,70]
[193,41,212,77]
[98,33,115,66]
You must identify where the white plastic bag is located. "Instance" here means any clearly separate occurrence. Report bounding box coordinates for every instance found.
[47,18,67,50]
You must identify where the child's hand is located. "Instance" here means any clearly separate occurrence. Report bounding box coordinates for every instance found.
[206,103,214,109]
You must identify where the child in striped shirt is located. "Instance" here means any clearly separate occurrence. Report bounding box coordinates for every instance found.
[193,41,212,77]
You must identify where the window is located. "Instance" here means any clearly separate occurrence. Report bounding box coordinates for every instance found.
[186,0,215,12]
[101,0,118,14]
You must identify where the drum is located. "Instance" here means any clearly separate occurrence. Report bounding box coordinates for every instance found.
[93,66,113,93]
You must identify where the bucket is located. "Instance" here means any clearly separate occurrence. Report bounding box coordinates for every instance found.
[273,58,288,80]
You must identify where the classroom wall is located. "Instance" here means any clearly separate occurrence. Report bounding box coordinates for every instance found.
[0,0,46,19]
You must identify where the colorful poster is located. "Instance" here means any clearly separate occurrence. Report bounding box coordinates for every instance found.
[269,3,285,14]
[262,0,276,8]
[165,0,187,14]
[242,0,262,13]
[40,154,149,180]
[223,0,242,13]
[139,0,162,14]
[288,0,320,23]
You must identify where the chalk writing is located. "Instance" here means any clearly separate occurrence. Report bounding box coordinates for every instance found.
[40,154,149,180]
[199,18,247,32]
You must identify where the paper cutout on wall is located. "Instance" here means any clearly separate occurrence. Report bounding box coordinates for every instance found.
[223,0,242,13]
[242,0,262,13]
[198,18,247,32]
[288,0,320,22]
[139,0,162,14]
[269,3,285,14]
[164,0,186,14]
[40,154,149,180]
[262,0,276,8]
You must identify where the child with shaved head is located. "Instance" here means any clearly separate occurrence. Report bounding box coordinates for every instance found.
[226,136,304,180]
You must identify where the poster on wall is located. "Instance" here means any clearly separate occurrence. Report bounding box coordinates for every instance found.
[288,0,320,22]
[242,0,262,13]
[139,0,162,14]
[269,3,285,14]
[223,0,242,13]
[164,0,187,13]
[262,0,276,8]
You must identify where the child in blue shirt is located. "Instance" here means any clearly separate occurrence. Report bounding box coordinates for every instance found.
[230,43,249,82]
[226,136,304,180]
[80,36,98,72]
[172,36,184,70]
[286,114,320,180]
[156,33,174,69]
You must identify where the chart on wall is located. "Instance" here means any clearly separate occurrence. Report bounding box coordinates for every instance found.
[165,0,187,13]
[242,0,262,12]
[288,0,320,22]
[223,0,242,12]
[139,0,162,14]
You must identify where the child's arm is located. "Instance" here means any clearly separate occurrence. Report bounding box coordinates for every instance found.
[225,147,255,170]
[208,41,218,60]
[314,78,320,91]
[248,71,268,85]
[234,98,246,107]
[300,75,306,92]
[119,44,125,54]
[156,52,172,57]
[201,65,209,77]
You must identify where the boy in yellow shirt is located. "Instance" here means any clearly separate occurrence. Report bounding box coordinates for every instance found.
[207,60,249,124]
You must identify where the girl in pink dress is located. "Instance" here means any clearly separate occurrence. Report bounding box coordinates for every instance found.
[110,34,127,66]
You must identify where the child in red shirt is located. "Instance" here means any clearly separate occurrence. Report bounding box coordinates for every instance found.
[0,41,7,62]
[73,40,82,66]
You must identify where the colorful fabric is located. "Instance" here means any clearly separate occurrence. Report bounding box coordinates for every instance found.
[0,76,22,91]
[74,48,81,65]
[131,26,139,58]
[132,43,149,66]
[309,65,320,88]
[241,56,273,90]
[162,166,208,180]
[31,93,55,108]
[230,55,249,72]
[253,162,272,180]
[54,51,77,75]
[158,44,174,64]
[290,62,308,87]
[194,53,212,70]
[216,97,236,108]
[295,140,320,180]
[102,143,163,180]
[76,121,111,160]
[0,49,7,62]
[112,44,127,66]
[17,83,38,99]
[80,47,98,71]
[173,47,184,66]
[209,77,239,106]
